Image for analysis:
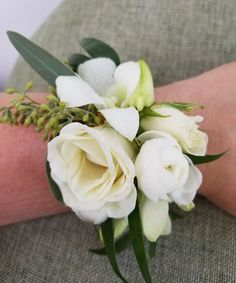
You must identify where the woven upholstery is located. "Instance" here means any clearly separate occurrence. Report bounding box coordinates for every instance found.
[2,0,236,282]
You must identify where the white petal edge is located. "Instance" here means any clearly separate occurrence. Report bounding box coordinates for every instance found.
[114,61,140,98]
[100,107,139,141]
[78,58,116,96]
[140,198,169,242]
[137,130,178,145]
[56,75,105,107]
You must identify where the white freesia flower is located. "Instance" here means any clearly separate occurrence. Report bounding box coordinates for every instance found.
[47,122,137,224]
[135,131,202,206]
[140,198,171,242]
[56,58,154,141]
[141,106,208,156]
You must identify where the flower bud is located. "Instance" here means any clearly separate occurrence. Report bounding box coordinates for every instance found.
[59,101,66,109]
[94,116,101,125]
[24,81,33,91]
[128,60,155,111]
[2,111,11,123]
[18,94,25,101]
[5,87,16,94]
[24,116,32,127]
[37,116,46,126]
[82,114,89,122]
[31,111,38,123]
[47,95,59,103]
[48,116,59,127]
[18,105,29,112]
[40,104,51,111]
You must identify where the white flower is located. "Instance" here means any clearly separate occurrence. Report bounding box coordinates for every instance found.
[47,122,137,224]
[56,58,154,141]
[135,131,202,206]
[140,198,171,242]
[141,106,208,156]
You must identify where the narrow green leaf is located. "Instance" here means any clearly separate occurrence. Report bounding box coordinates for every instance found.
[46,161,64,204]
[68,53,90,71]
[128,201,152,283]
[80,38,120,65]
[187,150,228,165]
[90,232,130,256]
[158,102,203,112]
[7,31,74,86]
[101,219,128,283]
[148,241,157,259]
[140,107,170,119]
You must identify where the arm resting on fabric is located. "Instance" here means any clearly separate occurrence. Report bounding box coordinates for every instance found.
[0,62,235,226]
[0,93,69,226]
[157,62,236,217]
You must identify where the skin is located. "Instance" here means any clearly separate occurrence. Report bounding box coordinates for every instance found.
[0,63,235,226]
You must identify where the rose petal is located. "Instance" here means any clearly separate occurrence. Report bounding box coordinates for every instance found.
[140,198,169,242]
[56,75,105,107]
[169,157,202,205]
[78,58,116,96]
[137,130,177,145]
[100,107,139,141]
[113,61,140,98]
[105,185,137,218]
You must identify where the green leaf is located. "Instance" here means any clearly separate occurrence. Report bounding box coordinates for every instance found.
[140,107,170,119]
[90,232,130,256]
[80,38,120,65]
[68,53,90,71]
[46,161,64,204]
[101,219,128,283]
[148,241,157,259]
[187,150,228,165]
[7,31,74,86]
[128,201,152,283]
[158,102,203,112]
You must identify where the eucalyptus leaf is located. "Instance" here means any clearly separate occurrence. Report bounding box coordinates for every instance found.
[46,161,64,204]
[187,150,228,165]
[101,219,128,283]
[90,232,131,256]
[7,31,74,86]
[128,201,152,283]
[68,53,90,71]
[80,38,120,65]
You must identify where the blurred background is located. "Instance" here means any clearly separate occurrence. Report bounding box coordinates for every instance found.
[0,0,62,91]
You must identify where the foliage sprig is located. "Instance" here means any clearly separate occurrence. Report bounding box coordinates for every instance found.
[1,82,103,141]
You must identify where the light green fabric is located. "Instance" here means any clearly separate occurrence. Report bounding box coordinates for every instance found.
[3,0,236,282]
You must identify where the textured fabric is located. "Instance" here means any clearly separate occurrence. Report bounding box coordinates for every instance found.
[3,0,236,282]
[8,0,236,90]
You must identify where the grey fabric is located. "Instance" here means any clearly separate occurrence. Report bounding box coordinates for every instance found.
[3,0,236,282]
[8,0,236,90]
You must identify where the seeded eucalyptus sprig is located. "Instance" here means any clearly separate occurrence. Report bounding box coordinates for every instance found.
[1,82,103,141]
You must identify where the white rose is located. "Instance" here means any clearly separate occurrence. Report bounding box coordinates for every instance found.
[141,106,208,156]
[135,131,202,206]
[47,122,137,224]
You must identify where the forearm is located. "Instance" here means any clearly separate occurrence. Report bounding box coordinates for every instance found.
[157,62,236,216]
[0,62,235,226]
[0,93,68,226]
